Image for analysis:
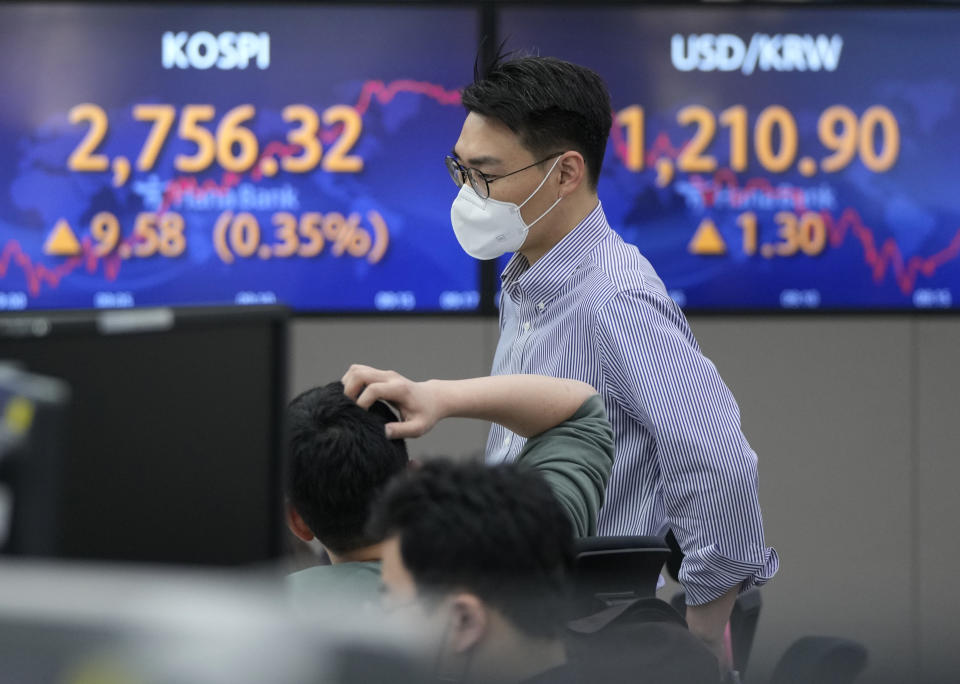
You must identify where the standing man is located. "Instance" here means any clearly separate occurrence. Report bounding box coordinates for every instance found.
[446,55,778,666]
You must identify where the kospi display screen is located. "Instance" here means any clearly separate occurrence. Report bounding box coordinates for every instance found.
[501,7,960,311]
[0,4,480,313]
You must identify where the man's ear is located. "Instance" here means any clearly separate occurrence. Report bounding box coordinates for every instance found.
[286,505,315,542]
[448,593,488,654]
[557,151,586,197]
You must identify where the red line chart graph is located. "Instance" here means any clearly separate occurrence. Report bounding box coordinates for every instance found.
[0,236,121,297]
[822,208,960,296]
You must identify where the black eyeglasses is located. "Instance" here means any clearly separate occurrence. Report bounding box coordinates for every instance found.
[444,152,563,199]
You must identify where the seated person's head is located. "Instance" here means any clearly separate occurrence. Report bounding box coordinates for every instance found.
[369,461,574,684]
[285,382,408,561]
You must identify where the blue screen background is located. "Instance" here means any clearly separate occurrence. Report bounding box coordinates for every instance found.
[0,4,480,312]
[500,7,960,310]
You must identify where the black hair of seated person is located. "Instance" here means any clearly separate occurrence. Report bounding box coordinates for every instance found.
[461,53,612,190]
[368,460,575,639]
[286,382,408,554]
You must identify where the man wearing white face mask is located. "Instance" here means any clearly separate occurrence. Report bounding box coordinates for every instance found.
[447,54,779,671]
[449,153,565,260]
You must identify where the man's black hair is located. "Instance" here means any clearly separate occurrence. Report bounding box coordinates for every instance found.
[461,54,612,189]
[369,461,574,639]
[286,382,408,554]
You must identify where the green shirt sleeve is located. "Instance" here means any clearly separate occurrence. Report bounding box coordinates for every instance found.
[515,394,615,537]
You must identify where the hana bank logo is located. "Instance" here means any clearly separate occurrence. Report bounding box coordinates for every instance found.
[671,33,843,75]
[162,31,270,70]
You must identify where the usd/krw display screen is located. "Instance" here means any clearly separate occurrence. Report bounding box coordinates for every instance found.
[0,4,480,313]
[501,7,960,311]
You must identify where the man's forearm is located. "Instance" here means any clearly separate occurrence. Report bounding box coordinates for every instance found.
[685,585,738,670]
[341,364,597,440]
[427,375,596,437]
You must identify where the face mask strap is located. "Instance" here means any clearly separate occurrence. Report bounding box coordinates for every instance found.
[525,195,563,230]
[517,155,564,211]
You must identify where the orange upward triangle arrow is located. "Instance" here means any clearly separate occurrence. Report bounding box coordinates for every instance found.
[43,218,82,256]
[688,218,727,256]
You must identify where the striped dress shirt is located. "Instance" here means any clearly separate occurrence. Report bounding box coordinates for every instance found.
[486,202,779,605]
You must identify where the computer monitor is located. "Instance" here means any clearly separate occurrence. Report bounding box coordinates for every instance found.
[0,364,70,556]
[0,305,288,565]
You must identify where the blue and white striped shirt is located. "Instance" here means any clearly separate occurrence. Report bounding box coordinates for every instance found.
[486,202,779,605]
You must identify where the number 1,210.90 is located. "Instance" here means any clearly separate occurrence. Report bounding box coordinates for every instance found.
[615,104,899,175]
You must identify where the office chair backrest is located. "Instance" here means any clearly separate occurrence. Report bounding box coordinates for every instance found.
[573,535,670,610]
[770,636,869,684]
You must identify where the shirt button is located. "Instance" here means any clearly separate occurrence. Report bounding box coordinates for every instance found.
[502,437,511,448]
[537,301,545,312]
[522,321,531,332]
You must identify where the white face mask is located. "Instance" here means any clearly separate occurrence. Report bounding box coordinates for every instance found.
[450,156,563,261]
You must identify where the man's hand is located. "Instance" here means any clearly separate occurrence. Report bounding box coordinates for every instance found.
[341,364,444,439]
[684,585,738,672]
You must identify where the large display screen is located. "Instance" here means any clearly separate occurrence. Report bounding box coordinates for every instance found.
[4,4,959,313]
[0,4,481,313]
[501,7,960,310]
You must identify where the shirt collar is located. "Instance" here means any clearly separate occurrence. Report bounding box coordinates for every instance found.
[500,201,610,305]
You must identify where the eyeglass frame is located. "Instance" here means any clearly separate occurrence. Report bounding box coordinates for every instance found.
[444,151,564,200]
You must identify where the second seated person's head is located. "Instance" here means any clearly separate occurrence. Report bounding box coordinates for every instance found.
[449,56,612,262]
[285,381,408,561]
[369,461,575,684]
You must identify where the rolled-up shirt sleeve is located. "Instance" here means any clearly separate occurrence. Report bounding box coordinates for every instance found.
[597,289,779,605]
